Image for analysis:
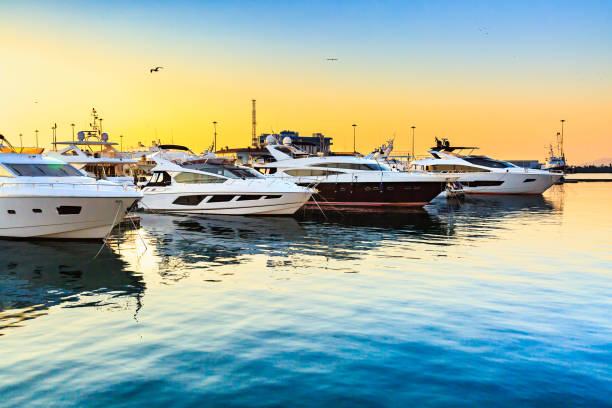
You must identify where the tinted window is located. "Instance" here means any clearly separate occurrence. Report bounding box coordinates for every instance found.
[5,163,83,177]
[311,162,389,171]
[237,195,263,201]
[463,157,512,169]
[57,206,82,215]
[427,164,490,173]
[207,195,235,203]
[174,172,226,184]
[190,166,262,179]
[285,169,343,177]
[173,195,206,206]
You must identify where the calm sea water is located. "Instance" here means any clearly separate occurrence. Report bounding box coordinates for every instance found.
[1,182,611,407]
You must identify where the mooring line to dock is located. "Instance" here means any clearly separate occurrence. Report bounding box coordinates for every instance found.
[93,200,123,260]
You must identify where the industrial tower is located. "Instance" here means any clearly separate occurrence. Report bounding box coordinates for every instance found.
[251,99,257,147]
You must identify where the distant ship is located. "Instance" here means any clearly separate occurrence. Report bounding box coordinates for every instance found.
[545,122,568,172]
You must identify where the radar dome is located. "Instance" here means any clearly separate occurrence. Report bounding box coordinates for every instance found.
[282,136,292,146]
[265,135,276,145]
[101,133,109,142]
[77,131,85,141]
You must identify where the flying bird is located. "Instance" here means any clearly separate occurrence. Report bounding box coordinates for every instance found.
[150,66,163,73]
[326,58,338,61]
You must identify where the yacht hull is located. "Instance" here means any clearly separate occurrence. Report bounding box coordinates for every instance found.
[456,172,562,195]
[0,196,139,239]
[140,192,311,215]
[299,181,446,207]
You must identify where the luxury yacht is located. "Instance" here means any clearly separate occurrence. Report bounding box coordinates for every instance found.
[139,155,312,215]
[0,137,142,239]
[47,109,138,185]
[410,139,562,195]
[253,137,452,207]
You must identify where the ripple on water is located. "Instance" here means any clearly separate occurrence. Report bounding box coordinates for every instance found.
[1,184,612,407]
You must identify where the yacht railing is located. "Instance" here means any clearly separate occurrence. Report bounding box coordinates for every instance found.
[0,181,137,192]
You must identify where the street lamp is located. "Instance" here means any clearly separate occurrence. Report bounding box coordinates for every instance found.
[213,121,218,152]
[19,133,23,149]
[352,124,357,153]
[35,129,39,148]
[411,126,416,160]
[71,123,75,141]
[560,119,565,157]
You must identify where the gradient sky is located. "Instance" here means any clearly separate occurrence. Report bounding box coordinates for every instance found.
[1,0,610,163]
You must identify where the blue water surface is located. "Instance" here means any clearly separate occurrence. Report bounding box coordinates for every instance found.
[1,183,611,407]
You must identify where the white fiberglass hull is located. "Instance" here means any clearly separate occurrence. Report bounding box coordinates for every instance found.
[456,171,562,195]
[140,177,313,215]
[0,196,139,239]
[140,191,311,215]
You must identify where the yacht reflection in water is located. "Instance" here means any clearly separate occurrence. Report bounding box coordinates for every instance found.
[0,241,145,335]
[431,193,557,217]
[139,208,454,280]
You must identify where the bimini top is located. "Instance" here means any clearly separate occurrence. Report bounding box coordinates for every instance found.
[53,141,118,146]
[158,144,191,152]
[430,137,478,153]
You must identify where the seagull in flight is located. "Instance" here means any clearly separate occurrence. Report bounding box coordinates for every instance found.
[150,66,163,73]
[326,58,338,61]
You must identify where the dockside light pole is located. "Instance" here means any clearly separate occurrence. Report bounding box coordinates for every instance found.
[560,119,565,157]
[35,129,39,148]
[71,123,75,141]
[352,123,357,153]
[213,121,218,152]
[411,126,416,160]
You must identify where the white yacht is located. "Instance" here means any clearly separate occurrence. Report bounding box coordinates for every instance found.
[410,139,562,195]
[254,137,452,207]
[47,109,138,185]
[139,155,312,215]
[0,138,142,239]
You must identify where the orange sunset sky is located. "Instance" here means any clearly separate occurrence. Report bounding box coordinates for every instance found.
[1,1,610,163]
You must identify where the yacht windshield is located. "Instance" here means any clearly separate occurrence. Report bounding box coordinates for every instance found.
[310,162,390,171]
[463,157,514,169]
[4,163,84,177]
[187,165,263,179]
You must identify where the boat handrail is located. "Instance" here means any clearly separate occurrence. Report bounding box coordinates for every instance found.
[0,181,136,192]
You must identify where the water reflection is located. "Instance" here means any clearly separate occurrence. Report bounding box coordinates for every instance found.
[0,241,145,336]
[122,209,456,283]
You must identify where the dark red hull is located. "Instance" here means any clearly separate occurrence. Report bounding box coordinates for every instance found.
[298,181,446,207]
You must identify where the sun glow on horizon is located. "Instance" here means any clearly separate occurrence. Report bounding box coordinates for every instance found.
[1,1,610,163]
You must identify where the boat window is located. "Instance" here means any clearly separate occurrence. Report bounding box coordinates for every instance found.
[174,172,226,184]
[461,181,504,187]
[237,195,263,201]
[523,178,536,183]
[4,163,83,177]
[463,157,513,169]
[173,195,206,206]
[426,164,489,173]
[0,164,14,178]
[257,168,277,175]
[310,162,389,171]
[264,195,282,199]
[207,195,236,203]
[285,169,343,177]
[57,206,82,215]
[190,166,262,179]
[147,171,172,186]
